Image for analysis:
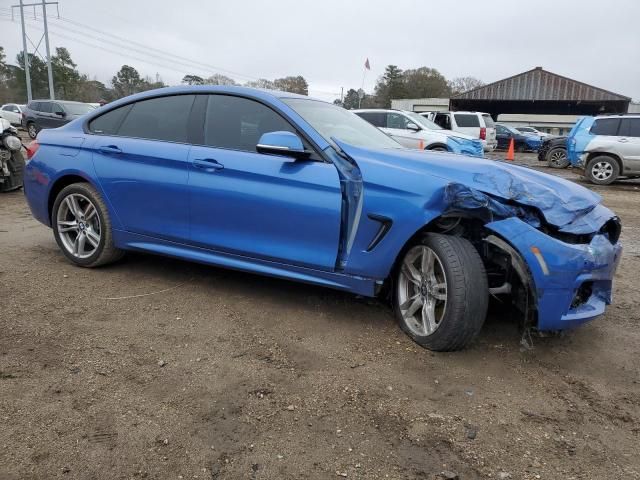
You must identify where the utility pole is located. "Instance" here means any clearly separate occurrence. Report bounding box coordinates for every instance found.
[18,0,32,102]
[41,0,55,99]
[12,0,59,102]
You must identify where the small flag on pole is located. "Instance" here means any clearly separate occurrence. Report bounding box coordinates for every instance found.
[364,58,370,70]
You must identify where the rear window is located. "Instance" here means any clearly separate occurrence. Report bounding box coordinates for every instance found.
[89,104,133,135]
[618,118,640,138]
[590,118,620,136]
[454,113,480,128]
[481,114,495,128]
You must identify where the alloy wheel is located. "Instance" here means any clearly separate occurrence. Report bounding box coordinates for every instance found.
[28,124,37,138]
[397,245,447,337]
[591,161,614,181]
[56,193,101,259]
[549,149,567,167]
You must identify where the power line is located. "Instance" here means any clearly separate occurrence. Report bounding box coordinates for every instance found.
[0,12,341,97]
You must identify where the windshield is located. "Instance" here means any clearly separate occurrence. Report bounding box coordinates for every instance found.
[283,99,401,150]
[63,103,94,115]
[406,112,443,130]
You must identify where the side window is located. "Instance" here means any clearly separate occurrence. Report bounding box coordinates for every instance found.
[39,102,52,113]
[356,112,385,128]
[1,105,10,111]
[204,95,295,151]
[618,118,640,138]
[434,113,450,129]
[52,103,64,114]
[590,118,620,136]
[10,105,19,112]
[454,114,480,128]
[117,95,195,143]
[88,104,133,135]
[386,113,409,129]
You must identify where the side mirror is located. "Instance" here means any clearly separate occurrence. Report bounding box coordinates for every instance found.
[256,131,309,160]
[55,110,65,117]
[406,122,420,132]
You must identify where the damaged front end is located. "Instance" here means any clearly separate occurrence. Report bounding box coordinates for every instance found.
[442,181,622,333]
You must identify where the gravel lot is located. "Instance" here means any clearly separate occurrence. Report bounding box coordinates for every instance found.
[1,154,639,480]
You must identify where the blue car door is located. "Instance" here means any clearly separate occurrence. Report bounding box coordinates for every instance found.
[188,94,342,271]
[89,94,196,242]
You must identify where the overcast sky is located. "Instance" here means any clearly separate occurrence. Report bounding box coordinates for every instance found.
[1,0,639,101]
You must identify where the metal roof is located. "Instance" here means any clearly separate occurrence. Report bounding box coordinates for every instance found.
[453,67,630,102]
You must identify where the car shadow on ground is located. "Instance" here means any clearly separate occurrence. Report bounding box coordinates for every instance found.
[104,251,574,353]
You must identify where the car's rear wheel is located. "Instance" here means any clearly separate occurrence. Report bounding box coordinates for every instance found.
[27,122,38,139]
[52,183,124,267]
[586,155,619,185]
[393,233,488,351]
[547,147,569,168]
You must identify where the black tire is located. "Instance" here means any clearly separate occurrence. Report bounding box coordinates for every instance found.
[27,122,38,139]
[52,182,124,267]
[547,147,569,169]
[392,233,488,351]
[0,151,25,192]
[585,155,619,185]
[427,145,448,152]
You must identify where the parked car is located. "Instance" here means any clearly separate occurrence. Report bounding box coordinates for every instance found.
[421,111,497,151]
[537,136,568,168]
[495,123,542,151]
[568,115,640,185]
[516,126,551,138]
[0,103,26,126]
[353,109,484,157]
[23,86,622,351]
[22,100,95,139]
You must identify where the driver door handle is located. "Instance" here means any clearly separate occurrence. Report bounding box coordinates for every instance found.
[98,145,122,154]
[618,138,629,143]
[193,158,224,172]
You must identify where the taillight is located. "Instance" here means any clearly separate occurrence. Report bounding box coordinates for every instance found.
[26,139,39,159]
[479,127,486,140]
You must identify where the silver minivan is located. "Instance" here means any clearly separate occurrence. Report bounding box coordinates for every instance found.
[421,111,497,151]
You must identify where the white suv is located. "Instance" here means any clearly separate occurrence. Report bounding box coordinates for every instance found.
[421,111,497,151]
[353,109,484,157]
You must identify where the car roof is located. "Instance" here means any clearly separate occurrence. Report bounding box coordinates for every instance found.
[352,108,401,113]
[85,85,326,114]
[30,99,90,105]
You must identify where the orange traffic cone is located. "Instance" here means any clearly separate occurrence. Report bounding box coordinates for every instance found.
[506,138,515,161]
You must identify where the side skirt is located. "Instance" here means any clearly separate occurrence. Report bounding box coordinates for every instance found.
[113,230,378,297]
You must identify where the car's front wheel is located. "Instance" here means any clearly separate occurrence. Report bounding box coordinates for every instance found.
[547,147,569,168]
[393,233,488,351]
[52,182,124,267]
[585,155,619,185]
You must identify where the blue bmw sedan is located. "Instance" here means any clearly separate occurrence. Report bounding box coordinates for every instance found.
[23,86,622,351]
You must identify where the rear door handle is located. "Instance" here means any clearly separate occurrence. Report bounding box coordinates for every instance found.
[193,158,224,172]
[618,138,629,143]
[98,145,122,154]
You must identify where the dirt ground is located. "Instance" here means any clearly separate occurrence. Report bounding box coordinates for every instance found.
[1,155,639,480]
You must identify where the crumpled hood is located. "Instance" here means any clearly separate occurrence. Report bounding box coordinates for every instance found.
[335,141,603,230]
